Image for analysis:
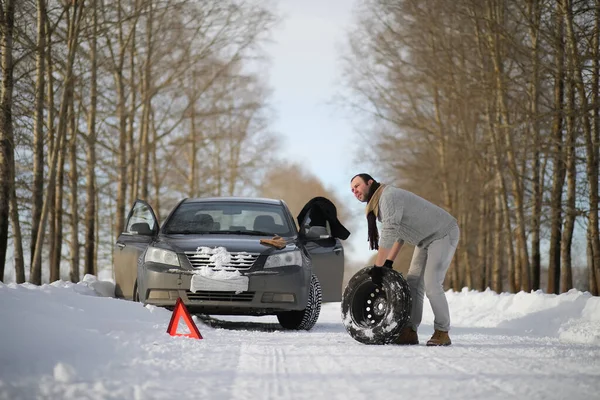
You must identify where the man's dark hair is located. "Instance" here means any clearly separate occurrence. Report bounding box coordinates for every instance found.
[351,173,375,184]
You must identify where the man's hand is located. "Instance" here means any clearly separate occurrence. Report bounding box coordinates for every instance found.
[368,260,393,285]
[368,266,384,285]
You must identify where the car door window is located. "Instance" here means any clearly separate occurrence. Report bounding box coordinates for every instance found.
[299,208,331,235]
[126,202,157,234]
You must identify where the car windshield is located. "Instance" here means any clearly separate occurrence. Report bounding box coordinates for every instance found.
[162,201,294,236]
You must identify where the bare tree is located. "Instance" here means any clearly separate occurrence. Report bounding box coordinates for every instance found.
[527,0,543,291]
[68,97,79,282]
[31,0,46,269]
[30,0,85,284]
[84,0,98,277]
[547,2,566,295]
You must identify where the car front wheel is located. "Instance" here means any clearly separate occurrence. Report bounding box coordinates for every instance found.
[277,274,322,330]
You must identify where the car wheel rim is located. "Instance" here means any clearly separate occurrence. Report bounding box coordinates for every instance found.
[350,281,388,327]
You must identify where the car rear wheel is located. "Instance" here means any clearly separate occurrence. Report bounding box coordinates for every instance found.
[341,266,411,344]
[277,274,322,330]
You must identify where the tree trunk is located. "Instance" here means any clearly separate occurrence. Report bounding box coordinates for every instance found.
[33,11,56,284]
[84,0,98,277]
[560,71,575,293]
[140,1,154,200]
[588,229,598,295]
[462,211,472,289]
[31,0,47,268]
[152,115,160,221]
[10,173,24,283]
[127,14,138,204]
[477,194,487,291]
[115,68,128,236]
[0,0,15,281]
[188,94,197,197]
[115,0,130,236]
[69,101,79,283]
[528,0,542,291]
[548,4,565,295]
[492,189,503,293]
[51,110,67,282]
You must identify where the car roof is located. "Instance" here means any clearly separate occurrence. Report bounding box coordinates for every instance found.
[183,197,283,206]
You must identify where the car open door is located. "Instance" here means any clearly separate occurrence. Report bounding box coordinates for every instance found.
[113,199,158,300]
[297,197,349,303]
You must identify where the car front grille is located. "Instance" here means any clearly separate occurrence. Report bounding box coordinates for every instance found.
[184,251,259,270]
[186,290,255,302]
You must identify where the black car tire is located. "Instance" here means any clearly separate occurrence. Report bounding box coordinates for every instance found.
[341,266,412,345]
[277,273,322,330]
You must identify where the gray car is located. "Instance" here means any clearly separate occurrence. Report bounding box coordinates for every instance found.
[113,197,347,330]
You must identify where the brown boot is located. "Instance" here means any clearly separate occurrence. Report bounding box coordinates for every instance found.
[394,326,419,345]
[426,330,452,346]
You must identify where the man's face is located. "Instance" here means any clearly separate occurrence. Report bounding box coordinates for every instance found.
[351,176,372,203]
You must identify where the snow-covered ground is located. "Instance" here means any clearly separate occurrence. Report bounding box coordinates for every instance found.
[1,276,599,400]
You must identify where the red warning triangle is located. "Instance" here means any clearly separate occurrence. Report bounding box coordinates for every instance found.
[166,297,203,339]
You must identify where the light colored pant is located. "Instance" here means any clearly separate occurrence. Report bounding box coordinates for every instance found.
[406,224,459,332]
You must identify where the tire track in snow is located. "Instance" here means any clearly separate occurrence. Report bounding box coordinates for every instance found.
[228,338,373,400]
[230,343,293,399]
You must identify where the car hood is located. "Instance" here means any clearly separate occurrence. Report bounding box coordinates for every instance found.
[156,234,296,254]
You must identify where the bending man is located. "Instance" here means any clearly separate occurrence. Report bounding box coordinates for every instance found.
[350,173,459,346]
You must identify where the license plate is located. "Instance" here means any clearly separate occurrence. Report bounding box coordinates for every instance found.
[190,274,249,293]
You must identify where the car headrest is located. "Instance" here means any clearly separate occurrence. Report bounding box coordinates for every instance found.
[253,215,275,231]
[195,213,214,229]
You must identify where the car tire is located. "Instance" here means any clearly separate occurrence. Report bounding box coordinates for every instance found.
[277,274,322,331]
[133,280,140,302]
[341,266,412,345]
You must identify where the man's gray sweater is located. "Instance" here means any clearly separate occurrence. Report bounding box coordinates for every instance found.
[377,186,457,249]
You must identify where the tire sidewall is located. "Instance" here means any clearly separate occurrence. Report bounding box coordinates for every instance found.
[299,273,322,330]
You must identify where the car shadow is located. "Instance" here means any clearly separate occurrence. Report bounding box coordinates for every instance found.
[195,315,287,332]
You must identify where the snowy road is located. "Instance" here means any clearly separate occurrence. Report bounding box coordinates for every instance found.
[1,278,599,400]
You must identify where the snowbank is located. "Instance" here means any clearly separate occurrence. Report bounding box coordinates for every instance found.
[433,288,600,344]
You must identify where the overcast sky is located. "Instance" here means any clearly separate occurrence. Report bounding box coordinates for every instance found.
[266,0,372,264]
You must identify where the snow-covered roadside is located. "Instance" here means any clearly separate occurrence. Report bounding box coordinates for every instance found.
[1,278,599,400]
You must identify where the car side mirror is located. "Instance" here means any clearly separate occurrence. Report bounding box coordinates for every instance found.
[303,225,331,240]
[130,222,153,236]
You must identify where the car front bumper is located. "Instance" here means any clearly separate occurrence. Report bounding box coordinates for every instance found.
[139,263,311,315]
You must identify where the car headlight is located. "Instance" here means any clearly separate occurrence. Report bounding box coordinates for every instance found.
[144,247,180,267]
[264,250,302,268]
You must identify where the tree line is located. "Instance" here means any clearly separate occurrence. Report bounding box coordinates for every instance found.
[0,0,280,283]
[342,0,599,294]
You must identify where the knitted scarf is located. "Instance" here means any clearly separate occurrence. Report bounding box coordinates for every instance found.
[365,183,386,250]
